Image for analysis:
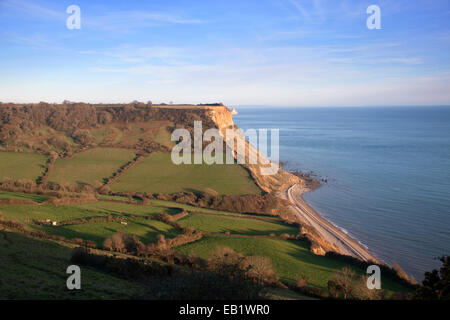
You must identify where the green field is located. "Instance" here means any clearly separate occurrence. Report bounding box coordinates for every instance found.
[150,199,277,218]
[0,204,110,225]
[0,193,411,298]
[111,152,262,195]
[75,201,169,216]
[178,213,299,236]
[39,218,181,246]
[0,229,311,300]
[175,235,408,294]
[0,152,47,182]
[0,191,49,203]
[0,230,148,299]
[0,200,170,224]
[48,148,135,186]
[89,121,174,149]
[0,201,180,245]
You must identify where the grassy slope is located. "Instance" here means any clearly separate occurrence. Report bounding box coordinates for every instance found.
[0,201,179,245]
[75,201,168,216]
[0,228,312,300]
[0,191,48,203]
[48,148,135,186]
[178,213,299,236]
[90,121,174,149]
[0,201,170,225]
[0,152,47,182]
[0,204,108,225]
[0,229,148,299]
[175,235,408,295]
[110,152,262,195]
[0,194,410,297]
[39,218,181,247]
[150,199,252,217]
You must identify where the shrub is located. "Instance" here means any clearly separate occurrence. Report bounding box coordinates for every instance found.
[240,255,279,286]
[327,267,356,299]
[297,276,308,288]
[413,256,450,300]
[352,275,384,300]
[103,231,144,254]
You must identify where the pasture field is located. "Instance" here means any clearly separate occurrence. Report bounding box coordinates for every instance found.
[0,229,311,300]
[75,201,168,216]
[0,204,110,225]
[150,199,276,218]
[175,235,408,294]
[0,200,180,245]
[0,229,149,299]
[0,191,48,203]
[0,152,47,182]
[37,218,181,246]
[110,152,262,195]
[0,200,173,225]
[48,148,135,186]
[0,193,411,298]
[177,213,299,236]
[89,121,174,148]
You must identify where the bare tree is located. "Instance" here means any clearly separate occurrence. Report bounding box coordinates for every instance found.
[328,267,356,299]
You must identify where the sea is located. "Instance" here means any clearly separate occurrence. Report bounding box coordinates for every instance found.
[233,106,450,280]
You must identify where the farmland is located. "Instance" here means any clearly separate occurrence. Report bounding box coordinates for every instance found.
[0,229,149,299]
[0,187,412,299]
[48,148,135,186]
[0,104,414,300]
[177,212,299,236]
[110,152,262,195]
[175,235,408,295]
[0,152,47,182]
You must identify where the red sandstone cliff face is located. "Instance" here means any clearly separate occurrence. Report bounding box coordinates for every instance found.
[206,106,235,130]
[207,106,302,193]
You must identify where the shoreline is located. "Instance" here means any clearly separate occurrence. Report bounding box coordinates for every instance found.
[281,183,381,264]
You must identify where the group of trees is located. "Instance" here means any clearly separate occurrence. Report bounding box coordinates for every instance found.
[326,267,385,300]
[414,256,450,300]
[0,102,218,154]
[152,191,292,217]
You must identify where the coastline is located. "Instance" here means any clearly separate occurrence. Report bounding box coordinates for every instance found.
[280,183,381,264]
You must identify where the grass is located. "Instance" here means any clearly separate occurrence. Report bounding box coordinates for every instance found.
[0,229,148,299]
[0,152,47,183]
[178,213,299,236]
[0,192,411,298]
[111,152,262,195]
[48,148,135,186]
[0,191,49,203]
[150,199,273,218]
[74,201,167,217]
[0,201,171,226]
[0,200,179,245]
[37,218,181,246]
[0,204,110,225]
[0,228,315,300]
[89,121,174,148]
[175,235,409,295]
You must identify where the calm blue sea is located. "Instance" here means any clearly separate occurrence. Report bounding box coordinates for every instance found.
[233,106,450,280]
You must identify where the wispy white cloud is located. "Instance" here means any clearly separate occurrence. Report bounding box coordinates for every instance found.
[288,0,312,21]
[80,45,184,63]
[0,0,207,32]
[83,10,208,32]
[0,0,65,20]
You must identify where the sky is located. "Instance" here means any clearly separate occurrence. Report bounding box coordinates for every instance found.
[0,0,449,106]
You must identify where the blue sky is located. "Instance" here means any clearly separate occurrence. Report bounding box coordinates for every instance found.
[0,0,449,106]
